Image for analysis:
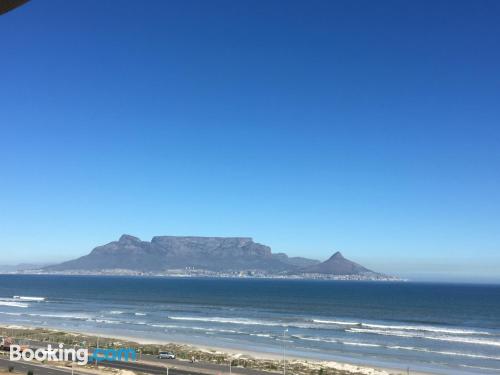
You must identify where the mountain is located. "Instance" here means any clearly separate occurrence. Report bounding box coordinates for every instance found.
[271,253,320,268]
[45,234,318,272]
[44,235,385,278]
[302,251,376,275]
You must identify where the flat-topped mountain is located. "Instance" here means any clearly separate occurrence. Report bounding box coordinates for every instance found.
[45,234,386,278]
[46,234,320,272]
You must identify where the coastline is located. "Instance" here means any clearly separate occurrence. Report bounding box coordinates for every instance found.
[1,272,404,282]
[1,276,497,375]
[0,324,436,375]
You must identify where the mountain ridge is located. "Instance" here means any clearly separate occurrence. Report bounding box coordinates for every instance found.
[45,234,385,278]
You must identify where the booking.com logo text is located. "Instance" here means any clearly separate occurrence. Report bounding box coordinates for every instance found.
[10,344,137,365]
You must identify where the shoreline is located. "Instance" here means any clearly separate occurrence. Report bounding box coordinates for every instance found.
[0,324,437,375]
[0,272,404,282]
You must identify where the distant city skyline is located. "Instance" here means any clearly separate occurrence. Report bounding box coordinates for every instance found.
[1,1,499,282]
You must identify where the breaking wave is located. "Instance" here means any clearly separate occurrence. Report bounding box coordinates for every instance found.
[28,313,90,320]
[388,345,500,361]
[312,319,489,335]
[168,316,280,326]
[348,328,500,347]
[13,296,45,302]
[0,301,29,308]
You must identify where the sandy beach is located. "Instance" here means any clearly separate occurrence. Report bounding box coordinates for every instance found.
[0,324,436,375]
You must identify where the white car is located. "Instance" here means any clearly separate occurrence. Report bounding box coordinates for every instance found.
[158,351,176,359]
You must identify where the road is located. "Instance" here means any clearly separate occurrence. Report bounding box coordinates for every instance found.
[139,354,274,375]
[0,357,208,375]
[97,360,208,375]
[0,339,275,375]
[0,358,82,375]
[0,354,275,375]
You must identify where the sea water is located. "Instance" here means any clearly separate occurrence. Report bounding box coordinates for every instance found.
[0,275,499,374]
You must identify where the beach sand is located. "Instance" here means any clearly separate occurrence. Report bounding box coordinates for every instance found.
[0,324,437,375]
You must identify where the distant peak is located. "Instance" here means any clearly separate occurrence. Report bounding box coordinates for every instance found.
[119,234,140,243]
[330,251,344,259]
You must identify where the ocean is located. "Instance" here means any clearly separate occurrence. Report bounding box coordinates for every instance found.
[0,275,499,374]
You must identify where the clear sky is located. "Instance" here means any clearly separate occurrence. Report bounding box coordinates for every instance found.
[1,0,499,282]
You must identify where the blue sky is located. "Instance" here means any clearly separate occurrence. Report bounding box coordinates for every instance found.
[1,0,499,281]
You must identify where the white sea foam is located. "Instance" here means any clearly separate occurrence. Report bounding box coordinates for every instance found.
[150,323,240,335]
[361,323,489,335]
[206,328,240,334]
[168,316,279,326]
[150,323,178,329]
[28,313,89,320]
[295,334,500,360]
[313,318,489,335]
[0,301,29,308]
[169,316,355,330]
[135,312,147,316]
[388,345,500,361]
[293,335,337,343]
[426,335,500,347]
[348,328,500,347]
[313,319,359,326]
[342,342,381,348]
[0,312,23,316]
[93,319,120,324]
[167,317,320,330]
[109,310,124,315]
[348,327,427,338]
[13,296,45,302]
[249,333,273,338]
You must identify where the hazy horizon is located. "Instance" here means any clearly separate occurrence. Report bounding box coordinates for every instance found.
[1,1,499,282]
[1,233,499,283]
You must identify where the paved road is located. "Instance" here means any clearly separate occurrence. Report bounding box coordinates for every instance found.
[99,360,208,375]
[0,357,207,375]
[2,339,274,375]
[0,355,272,375]
[0,358,81,375]
[101,360,223,375]
[140,354,273,375]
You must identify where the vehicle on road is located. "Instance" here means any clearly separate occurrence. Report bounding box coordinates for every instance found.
[158,351,175,359]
